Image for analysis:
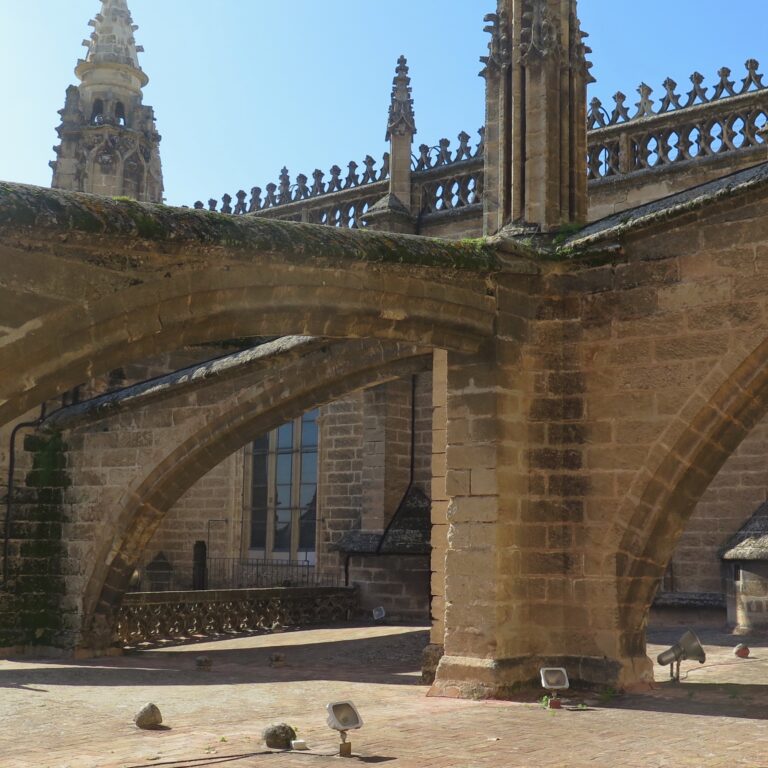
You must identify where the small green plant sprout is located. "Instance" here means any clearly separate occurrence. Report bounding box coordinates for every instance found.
[598,687,617,704]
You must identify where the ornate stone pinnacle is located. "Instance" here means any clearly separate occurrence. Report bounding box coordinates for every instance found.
[386,55,416,141]
[80,0,144,73]
[480,2,511,78]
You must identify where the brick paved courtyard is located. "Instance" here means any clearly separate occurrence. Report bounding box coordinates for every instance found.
[2,623,768,768]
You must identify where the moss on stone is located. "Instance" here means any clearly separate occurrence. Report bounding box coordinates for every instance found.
[2,429,71,647]
[0,181,503,273]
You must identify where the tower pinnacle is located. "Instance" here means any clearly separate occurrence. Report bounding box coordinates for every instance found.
[50,0,163,202]
[386,56,417,141]
[482,0,593,235]
[76,0,148,88]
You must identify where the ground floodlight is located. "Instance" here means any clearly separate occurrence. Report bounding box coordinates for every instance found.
[657,629,706,682]
[326,701,363,757]
[540,667,569,691]
[540,667,569,709]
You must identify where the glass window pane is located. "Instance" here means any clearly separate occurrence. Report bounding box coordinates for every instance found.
[252,451,268,486]
[251,507,267,549]
[277,422,293,450]
[275,484,291,509]
[252,485,268,509]
[276,453,292,485]
[252,433,269,453]
[300,452,317,484]
[299,483,316,508]
[299,496,316,550]
[301,419,318,448]
[273,508,292,551]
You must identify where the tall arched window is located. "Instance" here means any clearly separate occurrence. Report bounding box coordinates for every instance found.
[90,99,104,125]
[116,102,127,127]
[248,409,318,562]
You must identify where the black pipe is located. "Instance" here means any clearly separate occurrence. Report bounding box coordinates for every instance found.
[376,374,418,556]
[345,375,420,586]
[2,403,47,584]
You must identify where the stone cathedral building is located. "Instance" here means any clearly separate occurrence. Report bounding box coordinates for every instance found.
[2,0,768,695]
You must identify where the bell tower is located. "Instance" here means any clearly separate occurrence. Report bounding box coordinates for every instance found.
[51,0,164,202]
[481,0,592,234]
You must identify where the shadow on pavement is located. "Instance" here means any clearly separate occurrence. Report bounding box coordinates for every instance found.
[0,626,429,690]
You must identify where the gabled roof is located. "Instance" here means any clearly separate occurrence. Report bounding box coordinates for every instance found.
[722,500,768,561]
[565,160,768,250]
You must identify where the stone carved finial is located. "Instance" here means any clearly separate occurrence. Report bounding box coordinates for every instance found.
[476,127,485,158]
[361,155,378,184]
[742,59,764,92]
[295,174,310,201]
[278,168,291,205]
[686,71,708,106]
[311,169,325,197]
[234,190,247,215]
[436,138,452,166]
[80,0,145,76]
[520,0,562,64]
[658,78,681,113]
[328,165,342,193]
[569,6,595,84]
[249,187,262,212]
[387,55,417,141]
[587,97,607,128]
[713,67,736,99]
[456,131,473,161]
[634,83,655,119]
[379,152,390,180]
[480,3,511,77]
[611,91,630,124]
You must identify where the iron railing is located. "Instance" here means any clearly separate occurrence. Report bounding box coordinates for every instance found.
[206,557,340,589]
[130,556,341,593]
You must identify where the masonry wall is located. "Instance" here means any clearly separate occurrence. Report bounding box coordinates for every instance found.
[140,454,243,590]
[348,554,431,621]
[668,413,768,596]
[316,394,365,577]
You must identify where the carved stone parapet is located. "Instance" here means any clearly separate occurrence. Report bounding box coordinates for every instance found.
[115,586,357,648]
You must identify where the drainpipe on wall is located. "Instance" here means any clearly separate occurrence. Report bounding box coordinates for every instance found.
[2,403,48,584]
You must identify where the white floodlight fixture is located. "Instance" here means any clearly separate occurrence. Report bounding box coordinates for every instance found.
[657,629,706,682]
[326,701,363,757]
[540,667,569,708]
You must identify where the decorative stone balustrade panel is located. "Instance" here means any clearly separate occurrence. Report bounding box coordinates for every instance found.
[417,160,485,217]
[588,90,768,181]
[253,183,387,229]
[192,59,767,216]
[413,129,485,171]
[587,59,766,129]
[195,152,390,215]
[115,586,357,647]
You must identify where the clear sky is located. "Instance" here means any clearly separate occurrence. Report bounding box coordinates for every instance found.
[1,1,766,207]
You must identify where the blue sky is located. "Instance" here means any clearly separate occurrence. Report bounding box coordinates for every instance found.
[0,1,766,207]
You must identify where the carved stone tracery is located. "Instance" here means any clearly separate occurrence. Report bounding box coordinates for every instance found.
[520,0,561,64]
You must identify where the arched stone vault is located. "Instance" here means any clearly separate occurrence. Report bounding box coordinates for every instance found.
[0,182,501,430]
[7,176,768,695]
[55,338,434,648]
[607,333,768,648]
